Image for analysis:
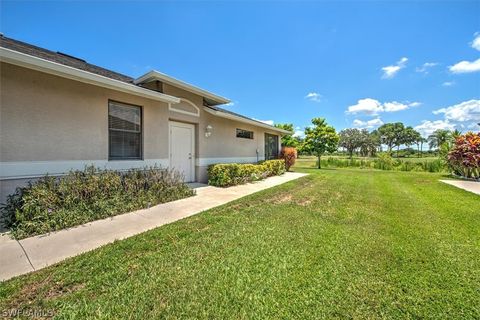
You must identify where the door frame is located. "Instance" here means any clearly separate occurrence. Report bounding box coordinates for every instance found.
[169,121,195,182]
[264,133,279,160]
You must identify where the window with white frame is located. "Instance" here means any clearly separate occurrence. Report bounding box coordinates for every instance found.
[108,101,142,160]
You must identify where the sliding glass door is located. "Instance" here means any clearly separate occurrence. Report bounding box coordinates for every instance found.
[264,133,279,160]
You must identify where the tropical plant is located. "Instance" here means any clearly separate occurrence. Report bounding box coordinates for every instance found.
[303,118,339,169]
[447,132,480,179]
[279,147,297,171]
[452,129,462,140]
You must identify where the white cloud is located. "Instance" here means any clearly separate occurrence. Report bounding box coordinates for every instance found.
[433,99,480,122]
[346,99,420,115]
[383,101,410,112]
[381,57,408,79]
[305,92,322,102]
[467,122,480,130]
[416,62,438,74]
[347,98,383,115]
[408,101,422,107]
[254,119,274,126]
[471,33,480,51]
[292,130,305,138]
[442,81,455,87]
[352,118,384,129]
[414,120,456,137]
[223,101,235,107]
[449,58,480,73]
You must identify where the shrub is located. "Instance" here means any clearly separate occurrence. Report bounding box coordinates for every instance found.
[447,132,480,179]
[280,147,297,171]
[1,166,195,239]
[208,160,285,187]
[374,153,395,170]
[262,159,286,176]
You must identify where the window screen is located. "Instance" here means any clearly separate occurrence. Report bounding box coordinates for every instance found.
[108,101,142,160]
[236,128,254,139]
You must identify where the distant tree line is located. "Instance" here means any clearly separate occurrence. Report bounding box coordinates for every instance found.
[276,121,464,159]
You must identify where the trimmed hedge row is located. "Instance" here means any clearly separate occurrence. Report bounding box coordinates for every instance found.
[1,166,195,239]
[208,160,286,187]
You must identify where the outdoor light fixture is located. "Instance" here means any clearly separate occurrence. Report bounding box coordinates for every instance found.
[205,125,213,138]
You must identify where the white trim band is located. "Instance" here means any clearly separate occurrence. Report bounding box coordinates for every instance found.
[1,157,268,180]
[0,159,169,180]
[134,70,230,105]
[203,107,291,134]
[195,157,265,167]
[0,48,180,104]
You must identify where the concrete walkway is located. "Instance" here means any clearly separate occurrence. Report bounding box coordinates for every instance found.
[0,172,307,281]
[440,179,480,195]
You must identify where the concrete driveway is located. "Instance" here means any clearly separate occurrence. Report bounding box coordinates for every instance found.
[440,179,480,195]
[0,172,307,281]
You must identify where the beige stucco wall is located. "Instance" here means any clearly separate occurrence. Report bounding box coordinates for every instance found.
[0,62,172,162]
[0,62,281,201]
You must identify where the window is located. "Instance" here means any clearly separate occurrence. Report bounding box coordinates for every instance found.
[108,101,142,160]
[236,128,254,139]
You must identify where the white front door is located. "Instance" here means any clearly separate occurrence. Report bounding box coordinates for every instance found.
[169,121,195,182]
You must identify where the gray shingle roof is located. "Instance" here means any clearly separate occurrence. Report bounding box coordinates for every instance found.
[1,35,286,133]
[0,35,134,83]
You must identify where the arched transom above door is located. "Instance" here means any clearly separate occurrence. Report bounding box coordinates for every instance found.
[169,98,200,117]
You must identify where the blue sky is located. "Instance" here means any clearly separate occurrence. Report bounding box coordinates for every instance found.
[1,1,479,137]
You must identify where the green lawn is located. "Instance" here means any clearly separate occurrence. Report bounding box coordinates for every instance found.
[1,165,479,319]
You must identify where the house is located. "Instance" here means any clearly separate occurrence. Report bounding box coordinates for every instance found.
[0,35,290,202]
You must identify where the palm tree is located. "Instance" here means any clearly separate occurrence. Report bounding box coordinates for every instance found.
[413,132,425,158]
[428,129,451,155]
[452,129,462,140]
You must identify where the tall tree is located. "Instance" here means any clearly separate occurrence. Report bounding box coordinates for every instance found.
[392,122,407,157]
[303,118,339,169]
[370,129,382,153]
[414,133,426,158]
[274,123,298,147]
[378,122,405,155]
[403,127,419,150]
[428,129,452,152]
[339,128,362,158]
[359,129,375,157]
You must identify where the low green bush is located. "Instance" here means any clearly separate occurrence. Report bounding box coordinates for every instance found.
[374,153,396,170]
[1,166,195,239]
[208,160,285,187]
[262,159,286,176]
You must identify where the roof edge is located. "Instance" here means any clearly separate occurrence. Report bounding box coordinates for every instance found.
[0,47,181,104]
[203,107,292,135]
[134,70,230,105]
